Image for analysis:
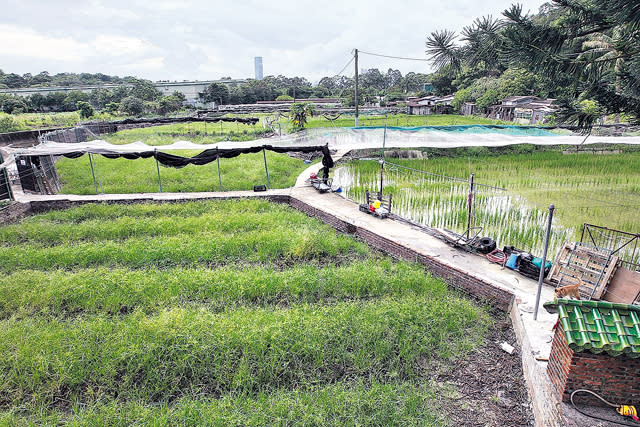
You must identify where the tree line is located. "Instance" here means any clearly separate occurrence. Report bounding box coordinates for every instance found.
[425,0,640,126]
[0,68,436,118]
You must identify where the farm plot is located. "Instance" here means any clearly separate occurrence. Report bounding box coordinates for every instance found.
[336,148,640,261]
[55,120,307,194]
[0,199,531,425]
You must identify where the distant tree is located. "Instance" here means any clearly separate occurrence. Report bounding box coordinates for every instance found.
[0,73,26,88]
[156,95,182,115]
[431,70,456,95]
[129,79,160,101]
[360,68,386,91]
[28,93,46,112]
[119,96,144,115]
[312,86,332,98]
[105,102,120,114]
[171,91,186,104]
[76,101,94,118]
[289,102,315,131]
[0,96,28,114]
[62,91,90,111]
[286,86,313,99]
[385,69,403,90]
[202,83,230,104]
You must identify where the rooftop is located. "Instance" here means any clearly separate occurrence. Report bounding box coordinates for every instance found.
[544,298,640,357]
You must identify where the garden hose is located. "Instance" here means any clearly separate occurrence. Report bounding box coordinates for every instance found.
[570,389,640,425]
[486,248,507,266]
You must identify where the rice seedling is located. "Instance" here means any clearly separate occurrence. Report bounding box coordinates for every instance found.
[336,149,640,259]
[0,259,449,318]
[0,297,488,408]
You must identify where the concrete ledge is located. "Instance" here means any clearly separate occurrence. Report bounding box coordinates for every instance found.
[511,302,563,426]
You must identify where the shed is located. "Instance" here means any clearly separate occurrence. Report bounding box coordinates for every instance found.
[545,299,640,406]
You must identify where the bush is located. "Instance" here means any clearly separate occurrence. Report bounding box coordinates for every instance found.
[119,96,144,116]
[276,95,293,101]
[76,101,94,119]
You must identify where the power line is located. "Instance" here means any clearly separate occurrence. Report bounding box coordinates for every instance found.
[358,50,431,62]
[335,55,355,77]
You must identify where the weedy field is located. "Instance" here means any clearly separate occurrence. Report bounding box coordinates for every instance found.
[336,147,640,261]
[0,199,530,425]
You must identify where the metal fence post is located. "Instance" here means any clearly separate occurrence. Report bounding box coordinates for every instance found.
[154,149,163,192]
[88,153,99,194]
[263,148,270,189]
[534,204,555,320]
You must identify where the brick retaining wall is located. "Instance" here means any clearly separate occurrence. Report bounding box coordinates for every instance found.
[548,324,640,406]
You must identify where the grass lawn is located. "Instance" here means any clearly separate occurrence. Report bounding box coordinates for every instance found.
[337,146,640,260]
[0,199,492,425]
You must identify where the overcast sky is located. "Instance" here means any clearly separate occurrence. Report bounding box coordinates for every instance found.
[1,0,548,84]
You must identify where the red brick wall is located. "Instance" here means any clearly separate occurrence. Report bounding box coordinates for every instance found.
[290,197,515,311]
[548,324,640,406]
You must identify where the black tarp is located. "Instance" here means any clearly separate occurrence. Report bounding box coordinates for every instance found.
[61,144,334,173]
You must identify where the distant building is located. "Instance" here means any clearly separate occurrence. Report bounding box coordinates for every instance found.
[407,94,454,115]
[461,102,476,116]
[254,57,263,80]
[487,96,556,124]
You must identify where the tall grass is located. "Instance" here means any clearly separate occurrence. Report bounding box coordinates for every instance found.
[0,297,488,408]
[0,199,493,424]
[56,150,307,194]
[0,382,445,426]
[0,259,448,318]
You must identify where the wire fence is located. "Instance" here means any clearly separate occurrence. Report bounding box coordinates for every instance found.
[581,223,640,271]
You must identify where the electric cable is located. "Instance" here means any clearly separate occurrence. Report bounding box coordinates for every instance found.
[358,50,430,62]
[571,389,640,426]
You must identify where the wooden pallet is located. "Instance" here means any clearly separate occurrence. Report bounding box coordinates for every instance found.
[547,242,619,300]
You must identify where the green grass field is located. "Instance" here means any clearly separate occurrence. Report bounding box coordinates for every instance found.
[55,119,307,194]
[0,199,491,425]
[337,147,640,260]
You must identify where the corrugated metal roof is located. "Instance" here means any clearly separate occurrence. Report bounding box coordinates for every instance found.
[545,299,640,357]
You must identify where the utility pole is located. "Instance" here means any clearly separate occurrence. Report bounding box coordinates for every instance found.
[354,49,359,127]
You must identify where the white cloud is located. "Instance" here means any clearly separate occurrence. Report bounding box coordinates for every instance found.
[0,24,90,61]
[122,56,165,70]
[92,35,155,56]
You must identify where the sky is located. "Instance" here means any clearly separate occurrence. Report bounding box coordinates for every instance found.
[1,0,549,84]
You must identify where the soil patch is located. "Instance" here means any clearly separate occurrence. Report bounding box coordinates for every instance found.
[429,316,534,426]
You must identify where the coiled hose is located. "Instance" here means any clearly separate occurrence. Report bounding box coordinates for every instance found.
[571,389,639,425]
[486,248,507,266]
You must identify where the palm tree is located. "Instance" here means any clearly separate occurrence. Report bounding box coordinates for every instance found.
[461,16,505,76]
[425,30,462,74]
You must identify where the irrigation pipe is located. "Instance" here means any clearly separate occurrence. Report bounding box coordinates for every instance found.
[570,389,640,426]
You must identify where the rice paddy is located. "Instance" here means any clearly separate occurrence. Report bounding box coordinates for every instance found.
[335,147,640,262]
[0,199,494,425]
